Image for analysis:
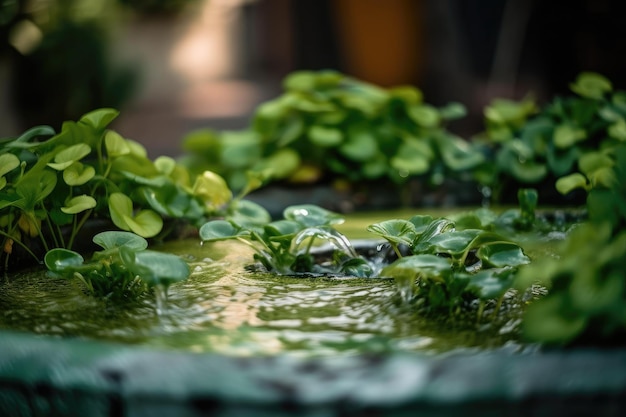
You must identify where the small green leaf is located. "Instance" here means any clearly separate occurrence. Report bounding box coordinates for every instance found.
[569,72,612,100]
[61,195,97,214]
[308,125,343,147]
[556,173,588,195]
[93,231,148,251]
[105,131,131,158]
[125,248,190,287]
[468,268,517,300]
[80,108,120,130]
[192,171,233,208]
[47,143,91,170]
[63,162,95,186]
[0,154,20,177]
[109,192,133,230]
[199,220,243,241]
[476,242,530,268]
[44,248,84,273]
[381,254,451,282]
[284,204,344,227]
[408,105,440,128]
[366,219,416,246]
[553,124,587,149]
[123,210,163,238]
[229,199,272,228]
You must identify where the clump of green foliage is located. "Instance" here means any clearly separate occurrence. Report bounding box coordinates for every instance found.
[473,72,626,203]
[0,108,235,271]
[367,208,531,318]
[181,70,483,194]
[45,231,189,300]
[200,204,373,277]
[516,143,626,346]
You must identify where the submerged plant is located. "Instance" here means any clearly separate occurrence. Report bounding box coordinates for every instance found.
[45,231,190,300]
[199,204,373,277]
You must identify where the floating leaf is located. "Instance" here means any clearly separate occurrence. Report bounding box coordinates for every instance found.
[125,249,190,288]
[199,220,243,241]
[284,204,344,227]
[93,231,148,251]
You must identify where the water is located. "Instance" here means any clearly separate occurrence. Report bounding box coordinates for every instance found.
[0,239,532,357]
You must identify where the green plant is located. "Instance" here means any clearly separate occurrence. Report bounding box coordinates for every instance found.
[45,231,189,300]
[0,108,233,271]
[181,70,483,196]
[367,214,530,317]
[199,204,373,277]
[473,72,626,203]
[515,144,626,346]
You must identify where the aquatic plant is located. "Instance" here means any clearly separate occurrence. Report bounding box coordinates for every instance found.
[367,213,530,317]
[181,70,483,194]
[0,108,233,271]
[473,72,626,203]
[200,203,373,277]
[45,231,189,300]
[516,143,626,346]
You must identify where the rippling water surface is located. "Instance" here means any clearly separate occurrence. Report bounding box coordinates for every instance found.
[0,239,529,357]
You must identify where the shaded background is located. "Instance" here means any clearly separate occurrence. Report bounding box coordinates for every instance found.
[2,0,626,158]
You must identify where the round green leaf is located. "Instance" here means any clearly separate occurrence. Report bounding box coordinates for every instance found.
[229,199,272,228]
[128,249,190,287]
[553,124,587,149]
[105,131,131,158]
[555,173,588,195]
[381,254,451,282]
[61,195,97,214]
[308,125,343,147]
[47,143,91,171]
[408,105,440,128]
[366,219,416,246]
[109,192,133,230]
[0,154,20,177]
[93,231,148,251]
[284,204,344,227]
[199,220,242,241]
[476,242,530,268]
[339,127,378,161]
[63,162,95,186]
[569,72,612,100]
[44,248,84,273]
[468,269,517,300]
[80,108,120,130]
[192,171,233,208]
[123,210,163,238]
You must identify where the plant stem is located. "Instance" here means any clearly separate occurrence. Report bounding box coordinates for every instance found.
[0,230,41,263]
